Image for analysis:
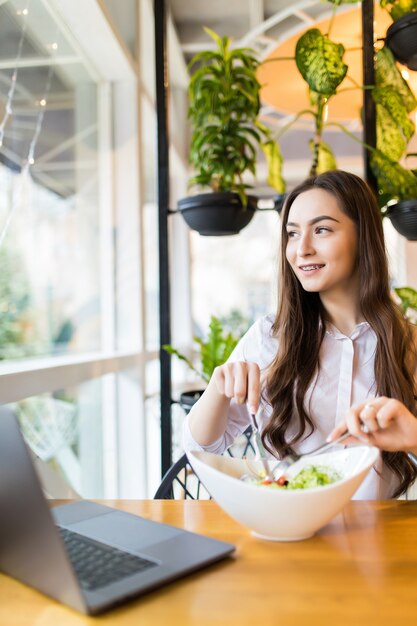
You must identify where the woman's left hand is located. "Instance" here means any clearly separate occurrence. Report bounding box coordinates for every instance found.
[327,396,417,453]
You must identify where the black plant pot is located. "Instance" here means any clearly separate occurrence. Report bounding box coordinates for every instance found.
[274,193,287,215]
[385,11,417,70]
[179,389,205,414]
[384,199,417,240]
[177,192,257,236]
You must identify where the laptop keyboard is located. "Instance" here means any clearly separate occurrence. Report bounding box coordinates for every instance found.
[57,526,157,591]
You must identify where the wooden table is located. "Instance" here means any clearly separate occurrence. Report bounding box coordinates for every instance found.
[1,499,417,625]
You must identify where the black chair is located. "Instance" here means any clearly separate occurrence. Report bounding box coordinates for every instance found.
[226,425,255,459]
[154,453,209,500]
[154,426,255,500]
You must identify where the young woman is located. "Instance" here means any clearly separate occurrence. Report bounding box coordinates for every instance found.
[183,170,417,498]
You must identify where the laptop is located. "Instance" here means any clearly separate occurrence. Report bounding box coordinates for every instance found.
[0,407,235,615]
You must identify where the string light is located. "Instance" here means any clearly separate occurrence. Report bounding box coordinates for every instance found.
[0,0,31,146]
[0,7,57,249]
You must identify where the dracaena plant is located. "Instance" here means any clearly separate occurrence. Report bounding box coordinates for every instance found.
[163,315,242,384]
[393,287,417,326]
[187,27,284,206]
[369,0,417,206]
[395,286,417,313]
[269,0,417,208]
[369,45,417,207]
[380,0,417,20]
[268,0,359,190]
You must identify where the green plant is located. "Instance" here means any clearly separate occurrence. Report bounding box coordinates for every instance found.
[268,0,358,190]
[380,0,417,20]
[370,2,417,206]
[394,286,417,316]
[269,0,417,207]
[370,46,417,207]
[0,243,41,360]
[163,315,244,383]
[187,27,284,205]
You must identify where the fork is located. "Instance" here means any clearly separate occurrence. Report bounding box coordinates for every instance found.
[271,430,353,478]
[249,413,275,481]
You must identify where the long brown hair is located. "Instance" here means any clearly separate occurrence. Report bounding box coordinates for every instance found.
[263,170,417,497]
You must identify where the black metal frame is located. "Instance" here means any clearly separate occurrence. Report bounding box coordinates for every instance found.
[362,0,377,193]
[155,0,172,475]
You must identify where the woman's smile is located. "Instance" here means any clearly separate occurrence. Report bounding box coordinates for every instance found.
[298,263,325,273]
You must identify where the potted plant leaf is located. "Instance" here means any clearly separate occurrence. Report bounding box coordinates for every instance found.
[178,28,284,236]
[265,0,364,192]
[163,315,244,412]
[266,0,417,240]
[394,285,417,318]
[370,1,417,239]
[384,0,417,70]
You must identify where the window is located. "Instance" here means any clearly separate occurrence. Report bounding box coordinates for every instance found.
[0,0,151,497]
[191,211,280,333]
[0,2,101,359]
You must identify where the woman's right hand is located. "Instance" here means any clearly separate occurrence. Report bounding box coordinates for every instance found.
[211,361,261,413]
[186,361,261,447]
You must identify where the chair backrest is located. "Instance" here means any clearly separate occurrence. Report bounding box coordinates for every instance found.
[225,425,255,459]
[154,426,255,500]
[154,453,211,500]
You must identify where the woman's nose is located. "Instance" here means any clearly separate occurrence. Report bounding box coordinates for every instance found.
[297,233,314,256]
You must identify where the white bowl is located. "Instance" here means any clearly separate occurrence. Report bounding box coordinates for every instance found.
[187,446,380,541]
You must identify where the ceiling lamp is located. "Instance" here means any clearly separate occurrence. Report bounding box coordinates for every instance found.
[258,3,417,123]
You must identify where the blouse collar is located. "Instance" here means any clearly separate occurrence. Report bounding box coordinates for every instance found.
[324,321,370,341]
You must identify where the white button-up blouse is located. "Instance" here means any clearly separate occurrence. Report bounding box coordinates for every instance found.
[183,314,402,499]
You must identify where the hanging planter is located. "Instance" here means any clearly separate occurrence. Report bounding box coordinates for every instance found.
[179,28,284,237]
[385,11,417,70]
[273,193,286,215]
[384,199,417,240]
[178,192,257,236]
[179,389,205,413]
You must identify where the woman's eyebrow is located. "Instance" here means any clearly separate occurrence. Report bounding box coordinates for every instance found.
[286,215,341,227]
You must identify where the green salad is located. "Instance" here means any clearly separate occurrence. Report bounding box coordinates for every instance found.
[249,465,342,490]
